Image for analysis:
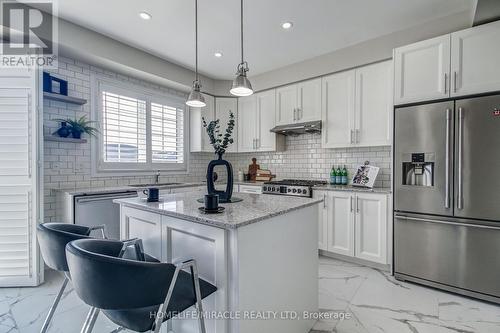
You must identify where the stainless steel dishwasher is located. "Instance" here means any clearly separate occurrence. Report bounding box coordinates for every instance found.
[74,191,138,239]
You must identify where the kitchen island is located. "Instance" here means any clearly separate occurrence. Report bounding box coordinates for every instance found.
[115,192,322,333]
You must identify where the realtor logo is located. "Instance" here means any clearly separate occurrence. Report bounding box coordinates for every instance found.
[494,109,500,117]
[1,0,58,68]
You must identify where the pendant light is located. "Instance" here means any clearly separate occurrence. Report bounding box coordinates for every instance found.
[230,0,253,97]
[186,0,206,107]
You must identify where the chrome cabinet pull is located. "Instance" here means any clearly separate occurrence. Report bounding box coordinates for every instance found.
[444,73,448,94]
[356,196,360,213]
[350,130,354,144]
[445,108,451,209]
[350,196,353,212]
[323,194,327,208]
[255,138,259,149]
[457,107,464,210]
[293,108,297,121]
[454,71,458,93]
[355,129,359,144]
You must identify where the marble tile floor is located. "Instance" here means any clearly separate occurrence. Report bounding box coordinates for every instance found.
[1,256,499,333]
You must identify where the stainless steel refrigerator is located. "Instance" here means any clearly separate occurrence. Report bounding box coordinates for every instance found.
[394,94,500,304]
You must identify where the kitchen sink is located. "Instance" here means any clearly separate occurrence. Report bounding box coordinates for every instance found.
[128,183,181,187]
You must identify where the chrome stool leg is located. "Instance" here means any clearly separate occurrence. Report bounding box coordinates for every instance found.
[81,307,100,333]
[40,276,69,333]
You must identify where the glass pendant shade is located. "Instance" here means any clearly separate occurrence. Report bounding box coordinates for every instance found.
[186,81,206,107]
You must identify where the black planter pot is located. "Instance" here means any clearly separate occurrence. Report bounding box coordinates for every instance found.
[206,153,233,203]
[56,122,70,138]
[71,131,82,139]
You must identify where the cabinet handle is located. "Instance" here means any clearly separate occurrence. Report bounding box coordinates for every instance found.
[444,73,448,94]
[355,129,359,144]
[356,196,360,213]
[255,138,259,149]
[294,108,297,121]
[323,194,326,208]
[350,196,353,212]
[454,71,457,93]
[297,108,301,120]
[350,130,354,144]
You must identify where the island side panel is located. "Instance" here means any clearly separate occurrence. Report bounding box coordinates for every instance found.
[161,215,228,333]
[234,204,319,333]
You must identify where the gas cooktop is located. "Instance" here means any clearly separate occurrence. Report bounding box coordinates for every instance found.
[262,179,327,197]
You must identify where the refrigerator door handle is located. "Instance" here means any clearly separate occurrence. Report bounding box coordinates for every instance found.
[395,215,500,231]
[457,107,464,210]
[445,108,451,209]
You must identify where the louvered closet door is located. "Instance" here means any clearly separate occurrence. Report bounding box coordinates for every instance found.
[0,71,40,286]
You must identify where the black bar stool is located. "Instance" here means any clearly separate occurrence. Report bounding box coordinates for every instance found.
[36,223,107,333]
[65,238,217,333]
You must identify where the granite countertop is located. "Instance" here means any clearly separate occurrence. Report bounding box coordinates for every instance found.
[114,192,323,229]
[313,184,392,194]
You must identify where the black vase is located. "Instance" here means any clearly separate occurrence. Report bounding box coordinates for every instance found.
[56,122,70,138]
[207,153,233,203]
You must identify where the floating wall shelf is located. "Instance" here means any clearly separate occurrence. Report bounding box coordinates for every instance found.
[43,92,87,105]
[44,135,87,143]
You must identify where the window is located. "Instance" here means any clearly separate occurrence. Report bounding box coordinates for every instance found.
[93,77,187,174]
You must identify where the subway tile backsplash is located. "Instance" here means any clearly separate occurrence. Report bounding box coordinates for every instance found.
[43,56,391,222]
[225,135,391,188]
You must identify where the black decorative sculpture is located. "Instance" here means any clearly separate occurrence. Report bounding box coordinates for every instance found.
[203,111,235,202]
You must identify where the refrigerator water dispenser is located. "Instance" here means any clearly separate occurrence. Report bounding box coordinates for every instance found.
[402,153,434,186]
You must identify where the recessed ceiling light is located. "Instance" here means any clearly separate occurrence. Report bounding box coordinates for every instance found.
[214,52,223,58]
[281,22,293,30]
[139,11,152,20]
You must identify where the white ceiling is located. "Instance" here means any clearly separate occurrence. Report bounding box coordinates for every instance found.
[55,0,475,80]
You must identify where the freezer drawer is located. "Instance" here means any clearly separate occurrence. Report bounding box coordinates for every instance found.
[395,214,500,299]
[455,95,500,221]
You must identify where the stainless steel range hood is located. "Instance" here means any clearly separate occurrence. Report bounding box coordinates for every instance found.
[270,121,321,136]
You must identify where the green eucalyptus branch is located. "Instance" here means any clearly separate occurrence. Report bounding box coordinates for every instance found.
[202,111,235,157]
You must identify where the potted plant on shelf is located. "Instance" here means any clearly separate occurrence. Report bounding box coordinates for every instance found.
[54,116,98,139]
[202,111,235,202]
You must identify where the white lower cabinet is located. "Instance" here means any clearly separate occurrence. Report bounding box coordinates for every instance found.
[316,190,389,265]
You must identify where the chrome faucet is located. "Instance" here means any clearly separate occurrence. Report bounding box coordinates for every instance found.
[154,170,160,184]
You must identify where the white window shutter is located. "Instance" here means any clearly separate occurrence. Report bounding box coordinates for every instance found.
[0,70,40,286]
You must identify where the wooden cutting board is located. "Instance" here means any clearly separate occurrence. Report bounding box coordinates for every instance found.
[248,158,260,181]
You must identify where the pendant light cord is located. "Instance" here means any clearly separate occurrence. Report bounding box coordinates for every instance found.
[240,0,244,65]
[195,0,199,82]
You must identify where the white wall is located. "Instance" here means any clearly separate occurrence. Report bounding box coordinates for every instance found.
[248,11,473,91]
[43,56,214,221]
[55,17,216,94]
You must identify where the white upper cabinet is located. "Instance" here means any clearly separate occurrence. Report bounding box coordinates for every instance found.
[321,70,355,148]
[356,61,392,147]
[394,20,500,104]
[238,90,283,153]
[255,90,278,152]
[451,20,500,97]
[190,93,215,153]
[276,78,321,125]
[237,95,257,152]
[215,97,238,153]
[276,84,297,125]
[394,35,450,105]
[322,61,392,149]
[297,78,322,122]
